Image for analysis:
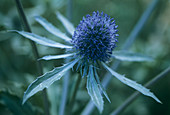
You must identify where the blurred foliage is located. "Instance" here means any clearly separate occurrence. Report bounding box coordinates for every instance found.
[0,0,170,115]
[0,90,42,115]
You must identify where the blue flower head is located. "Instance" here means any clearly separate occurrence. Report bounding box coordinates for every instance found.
[15,11,161,114]
[72,11,119,62]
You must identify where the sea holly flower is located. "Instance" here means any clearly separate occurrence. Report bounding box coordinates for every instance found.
[13,11,161,113]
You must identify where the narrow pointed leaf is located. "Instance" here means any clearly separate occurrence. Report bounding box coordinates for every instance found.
[35,16,71,42]
[40,53,75,60]
[94,69,111,103]
[86,66,103,113]
[76,61,81,72]
[112,51,153,62]
[56,12,75,35]
[82,64,88,78]
[13,30,72,49]
[102,63,161,103]
[22,59,78,104]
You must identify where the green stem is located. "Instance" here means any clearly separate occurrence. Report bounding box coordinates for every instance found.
[14,0,49,115]
[111,66,170,115]
[68,75,81,115]
[67,0,73,21]
[59,1,73,114]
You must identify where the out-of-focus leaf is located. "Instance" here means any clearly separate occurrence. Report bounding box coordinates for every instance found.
[112,51,153,62]
[0,81,24,97]
[10,30,72,49]
[40,53,75,61]
[0,25,6,31]
[56,12,75,35]
[0,90,41,115]
[86,66,103,113]
[102,62,162,103]
[35,16,71,42]
[22,59,78,104]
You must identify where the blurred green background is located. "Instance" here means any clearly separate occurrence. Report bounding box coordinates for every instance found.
[0,0,170,115]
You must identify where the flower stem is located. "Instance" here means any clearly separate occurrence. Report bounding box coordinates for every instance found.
[68,75,81,115]
[111,66,170,115]
[59,1,73,115]
[14,0,49,115]
[59,70,70,115]
[67,0,73,21]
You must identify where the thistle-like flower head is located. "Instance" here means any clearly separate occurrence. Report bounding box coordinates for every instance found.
[72,11,119,62]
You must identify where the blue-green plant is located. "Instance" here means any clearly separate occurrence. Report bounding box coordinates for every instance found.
[13,11,161,113]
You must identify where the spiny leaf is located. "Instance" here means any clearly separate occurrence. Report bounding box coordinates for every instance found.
[22,59,78,104]
[86,66,103,113]
[35,16,71,42]
[56,12,75,35]
[102,62,161,103]
[40,53,75,60]
[94,69,111,103]
[112,50,153,62]
[11,30,72,49]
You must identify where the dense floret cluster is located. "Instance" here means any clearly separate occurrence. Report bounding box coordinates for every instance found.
[72,11,119,62]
